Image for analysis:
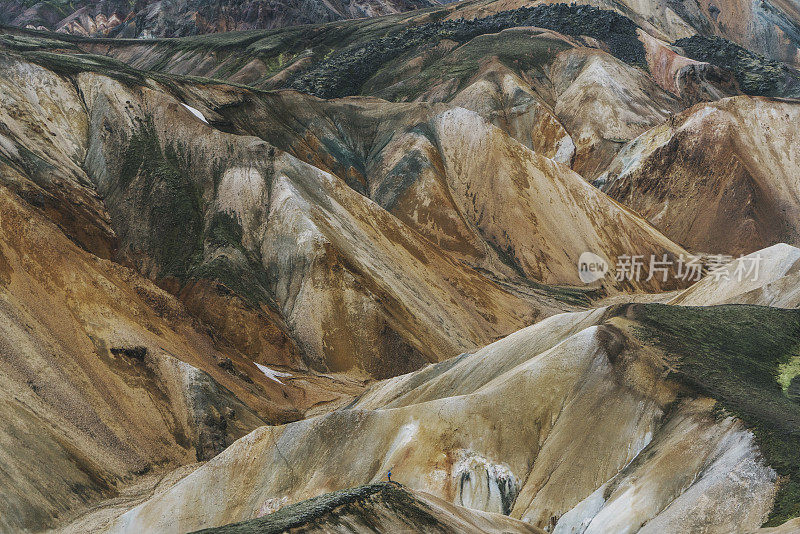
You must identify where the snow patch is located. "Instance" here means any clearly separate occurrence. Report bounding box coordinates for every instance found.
[255,363,291,385]
[386,422,418,460]
[181,103,208,124]
[553,134,576,165]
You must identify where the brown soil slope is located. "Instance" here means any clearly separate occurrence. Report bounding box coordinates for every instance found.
[602,96,800,256]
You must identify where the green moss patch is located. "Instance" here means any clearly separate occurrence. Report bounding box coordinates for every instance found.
[20,50,146,85]
[628,304,800,526]
[190,483,443,534]
[118,121,204,279]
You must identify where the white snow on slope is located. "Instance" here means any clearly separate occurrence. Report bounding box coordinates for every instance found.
[181,103,208,124]
[255,363,292,385]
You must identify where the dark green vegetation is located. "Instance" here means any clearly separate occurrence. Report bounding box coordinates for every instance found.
[189,212,276,310]
[290,4,647,98]
[118,127,276,311]
[0,32,266,93]
[117,122,279,311]
[629,304,800,526]
[0,33,149,85]
[368,28,572,101]
[190,483,446,533]
[117,121,204,279]
[676,35,800,96]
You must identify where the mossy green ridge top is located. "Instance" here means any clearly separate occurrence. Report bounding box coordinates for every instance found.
[628,304,800,526]
[190,483,437,534]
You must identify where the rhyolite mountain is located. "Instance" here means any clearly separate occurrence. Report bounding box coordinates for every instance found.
[1,0,800,532]
[1,0,438,37]
[3,0,800,71]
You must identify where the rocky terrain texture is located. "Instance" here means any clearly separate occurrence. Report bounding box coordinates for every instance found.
[0,0,437,37]
[600,96,800,256]
[0,0,799,532]
[3,0,800,72]
[73,304,800,533]
[191,483,543,533]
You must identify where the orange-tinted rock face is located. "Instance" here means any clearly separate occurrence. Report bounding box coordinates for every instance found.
[179,279,303,369]
[0,184,272,531]
[55,9,129,36]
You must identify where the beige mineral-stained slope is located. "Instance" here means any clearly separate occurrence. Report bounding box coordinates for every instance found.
[197,88,548,279]
[352,307,612,409]
[629,0,800,67]
[4,21,717,198]
[549,47,681,178]
[601,96,800,256]
[0,53,306,373]
[0,53,116,259]
[195,86,686,291]
[596,243,800,309]
[239,141,543,375]
[670,244,800,307]
[95,305,778,534]
[449,59,576,165]
[429,106,687,288]
[0,54,409,532]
